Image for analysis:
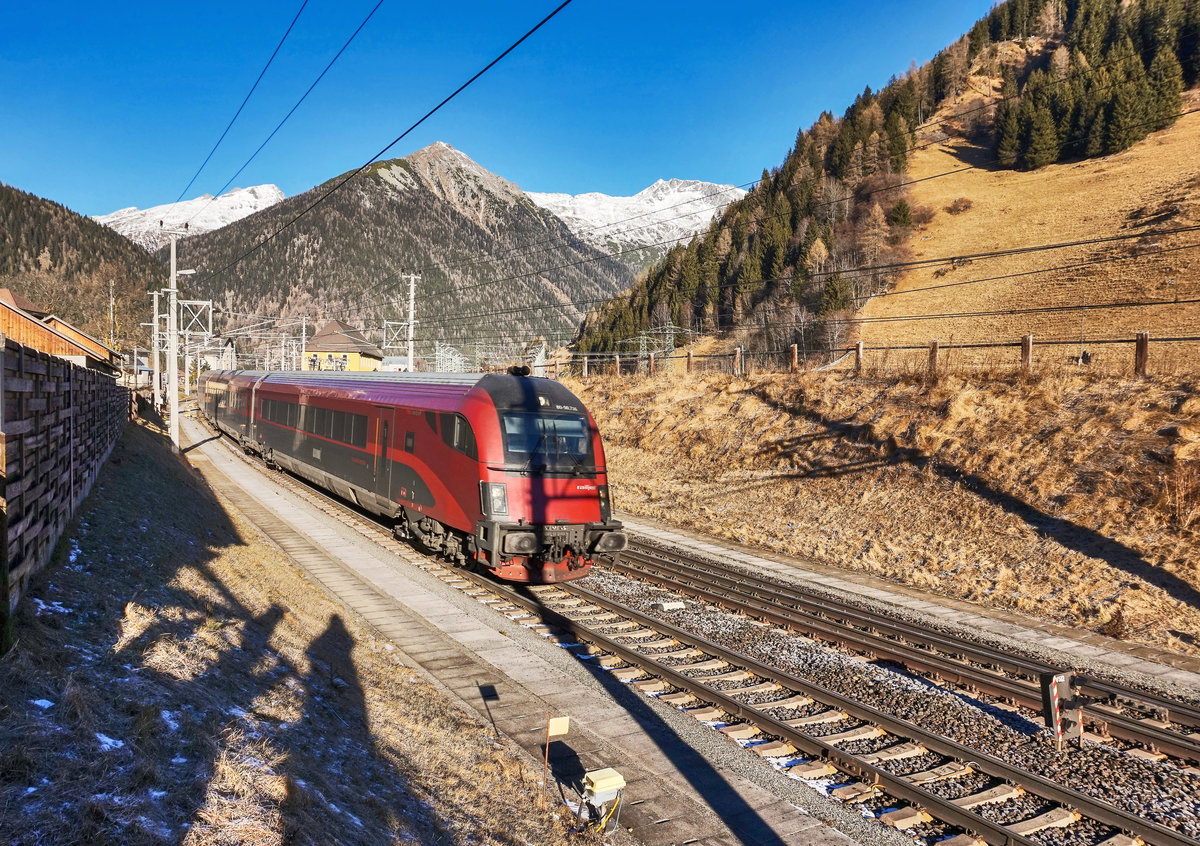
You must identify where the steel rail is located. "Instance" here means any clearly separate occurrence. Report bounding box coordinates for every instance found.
[542,580,1198,846]
[620,541,1200,760]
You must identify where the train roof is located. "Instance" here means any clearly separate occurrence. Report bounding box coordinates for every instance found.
[205,370,589,414]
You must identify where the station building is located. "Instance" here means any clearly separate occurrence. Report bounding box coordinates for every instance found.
[304,320,384,372]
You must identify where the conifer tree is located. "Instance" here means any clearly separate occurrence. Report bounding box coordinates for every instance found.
[1085,110,1108,157]
[1147,46,1184,131]
[819,273,852,315]
[888,198,912,227]
[1105,75,1149,153]
[1023,103,1061,168]
[995,70,1022,167]
[885,111,909,172]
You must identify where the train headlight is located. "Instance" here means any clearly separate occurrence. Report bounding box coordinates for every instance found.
[591,531,627,553]
[482,482,508,516]
[598,484,612,523]
[502,532,539,554]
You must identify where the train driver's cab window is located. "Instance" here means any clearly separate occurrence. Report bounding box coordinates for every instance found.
[439,412,477,459]
[499,411,594,472]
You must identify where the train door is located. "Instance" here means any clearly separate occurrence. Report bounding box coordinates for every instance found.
[374,406,395,500]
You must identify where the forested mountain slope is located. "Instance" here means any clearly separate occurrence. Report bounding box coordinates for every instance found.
[576,0,1200,359]
[0,182,162,345]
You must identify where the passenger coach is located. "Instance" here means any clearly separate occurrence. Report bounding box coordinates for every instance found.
[198,369,625,582]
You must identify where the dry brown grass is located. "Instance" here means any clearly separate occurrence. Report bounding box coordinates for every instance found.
[857,86,1200,367]
[572,369,1200,655]
[0,419,580,845]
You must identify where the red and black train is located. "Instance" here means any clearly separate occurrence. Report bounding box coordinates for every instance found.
[198,369,626,583]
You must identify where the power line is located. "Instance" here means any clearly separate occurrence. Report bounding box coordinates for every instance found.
[186,0,385,229]
[193,0,576,288]
[174,0,310,205]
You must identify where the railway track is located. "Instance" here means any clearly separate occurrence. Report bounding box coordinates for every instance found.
[204,418,1200,846]
[615,540,1200,765]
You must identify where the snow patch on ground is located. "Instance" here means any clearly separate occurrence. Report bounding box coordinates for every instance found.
[32,598,71,615]
[95,733,125,751]
[30,699,54,709]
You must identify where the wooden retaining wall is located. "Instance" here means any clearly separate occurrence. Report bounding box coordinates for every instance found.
[0,335,130,650]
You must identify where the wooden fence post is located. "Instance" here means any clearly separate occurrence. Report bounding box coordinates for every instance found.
[614,354,620,376]
[553,361,560,380]
[734,347,742,376]
[1134,331,1149,376]
[582,355,588,379]
[855,341,863,375]
[927,340,939,380]
[790,344,798,373]
[687,350,693,374]
[648,352,655,376]
[1021,334,1033,375]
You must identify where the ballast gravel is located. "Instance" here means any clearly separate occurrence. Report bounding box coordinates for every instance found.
[580,565,1200,844]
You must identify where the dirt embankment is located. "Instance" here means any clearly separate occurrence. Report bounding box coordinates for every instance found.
[572,371,1200,655]
[0,420,576,846]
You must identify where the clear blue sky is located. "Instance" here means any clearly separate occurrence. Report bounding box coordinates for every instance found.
[0,1,995,217]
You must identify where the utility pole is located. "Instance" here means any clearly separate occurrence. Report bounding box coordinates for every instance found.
[301,315,307,370]
[151,291,162,409]
[167,233,181,452]
[108,279,115,349]
[406,272,419,372]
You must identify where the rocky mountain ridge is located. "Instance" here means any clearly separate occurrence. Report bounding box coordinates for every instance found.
[175,143,634,358]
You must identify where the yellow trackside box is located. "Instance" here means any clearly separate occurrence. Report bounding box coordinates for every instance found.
[583,768,625,804]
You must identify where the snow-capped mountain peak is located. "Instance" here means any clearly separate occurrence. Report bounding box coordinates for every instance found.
[93,184,285,251]
[526,178,746,269]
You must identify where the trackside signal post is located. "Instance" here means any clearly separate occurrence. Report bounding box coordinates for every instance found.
[1041,671,1084,751]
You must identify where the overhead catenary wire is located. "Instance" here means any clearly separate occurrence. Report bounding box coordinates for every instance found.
[173,0,310,208]
[185,0,385,229]
[192,0,576,290]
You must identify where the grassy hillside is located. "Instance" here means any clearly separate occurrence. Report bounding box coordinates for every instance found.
[572,369,1200,656]
[856,87,1200,371]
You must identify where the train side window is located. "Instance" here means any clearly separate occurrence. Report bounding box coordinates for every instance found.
[425,411,437,432]
[331,410,346,443]
[440,412,478,459]
[350,414,367,449]
[404,431,414,453]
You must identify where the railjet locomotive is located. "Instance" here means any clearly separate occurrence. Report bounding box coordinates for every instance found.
[198,369,626,583]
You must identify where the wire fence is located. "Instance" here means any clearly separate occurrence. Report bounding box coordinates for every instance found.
[551,333,1200,380]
